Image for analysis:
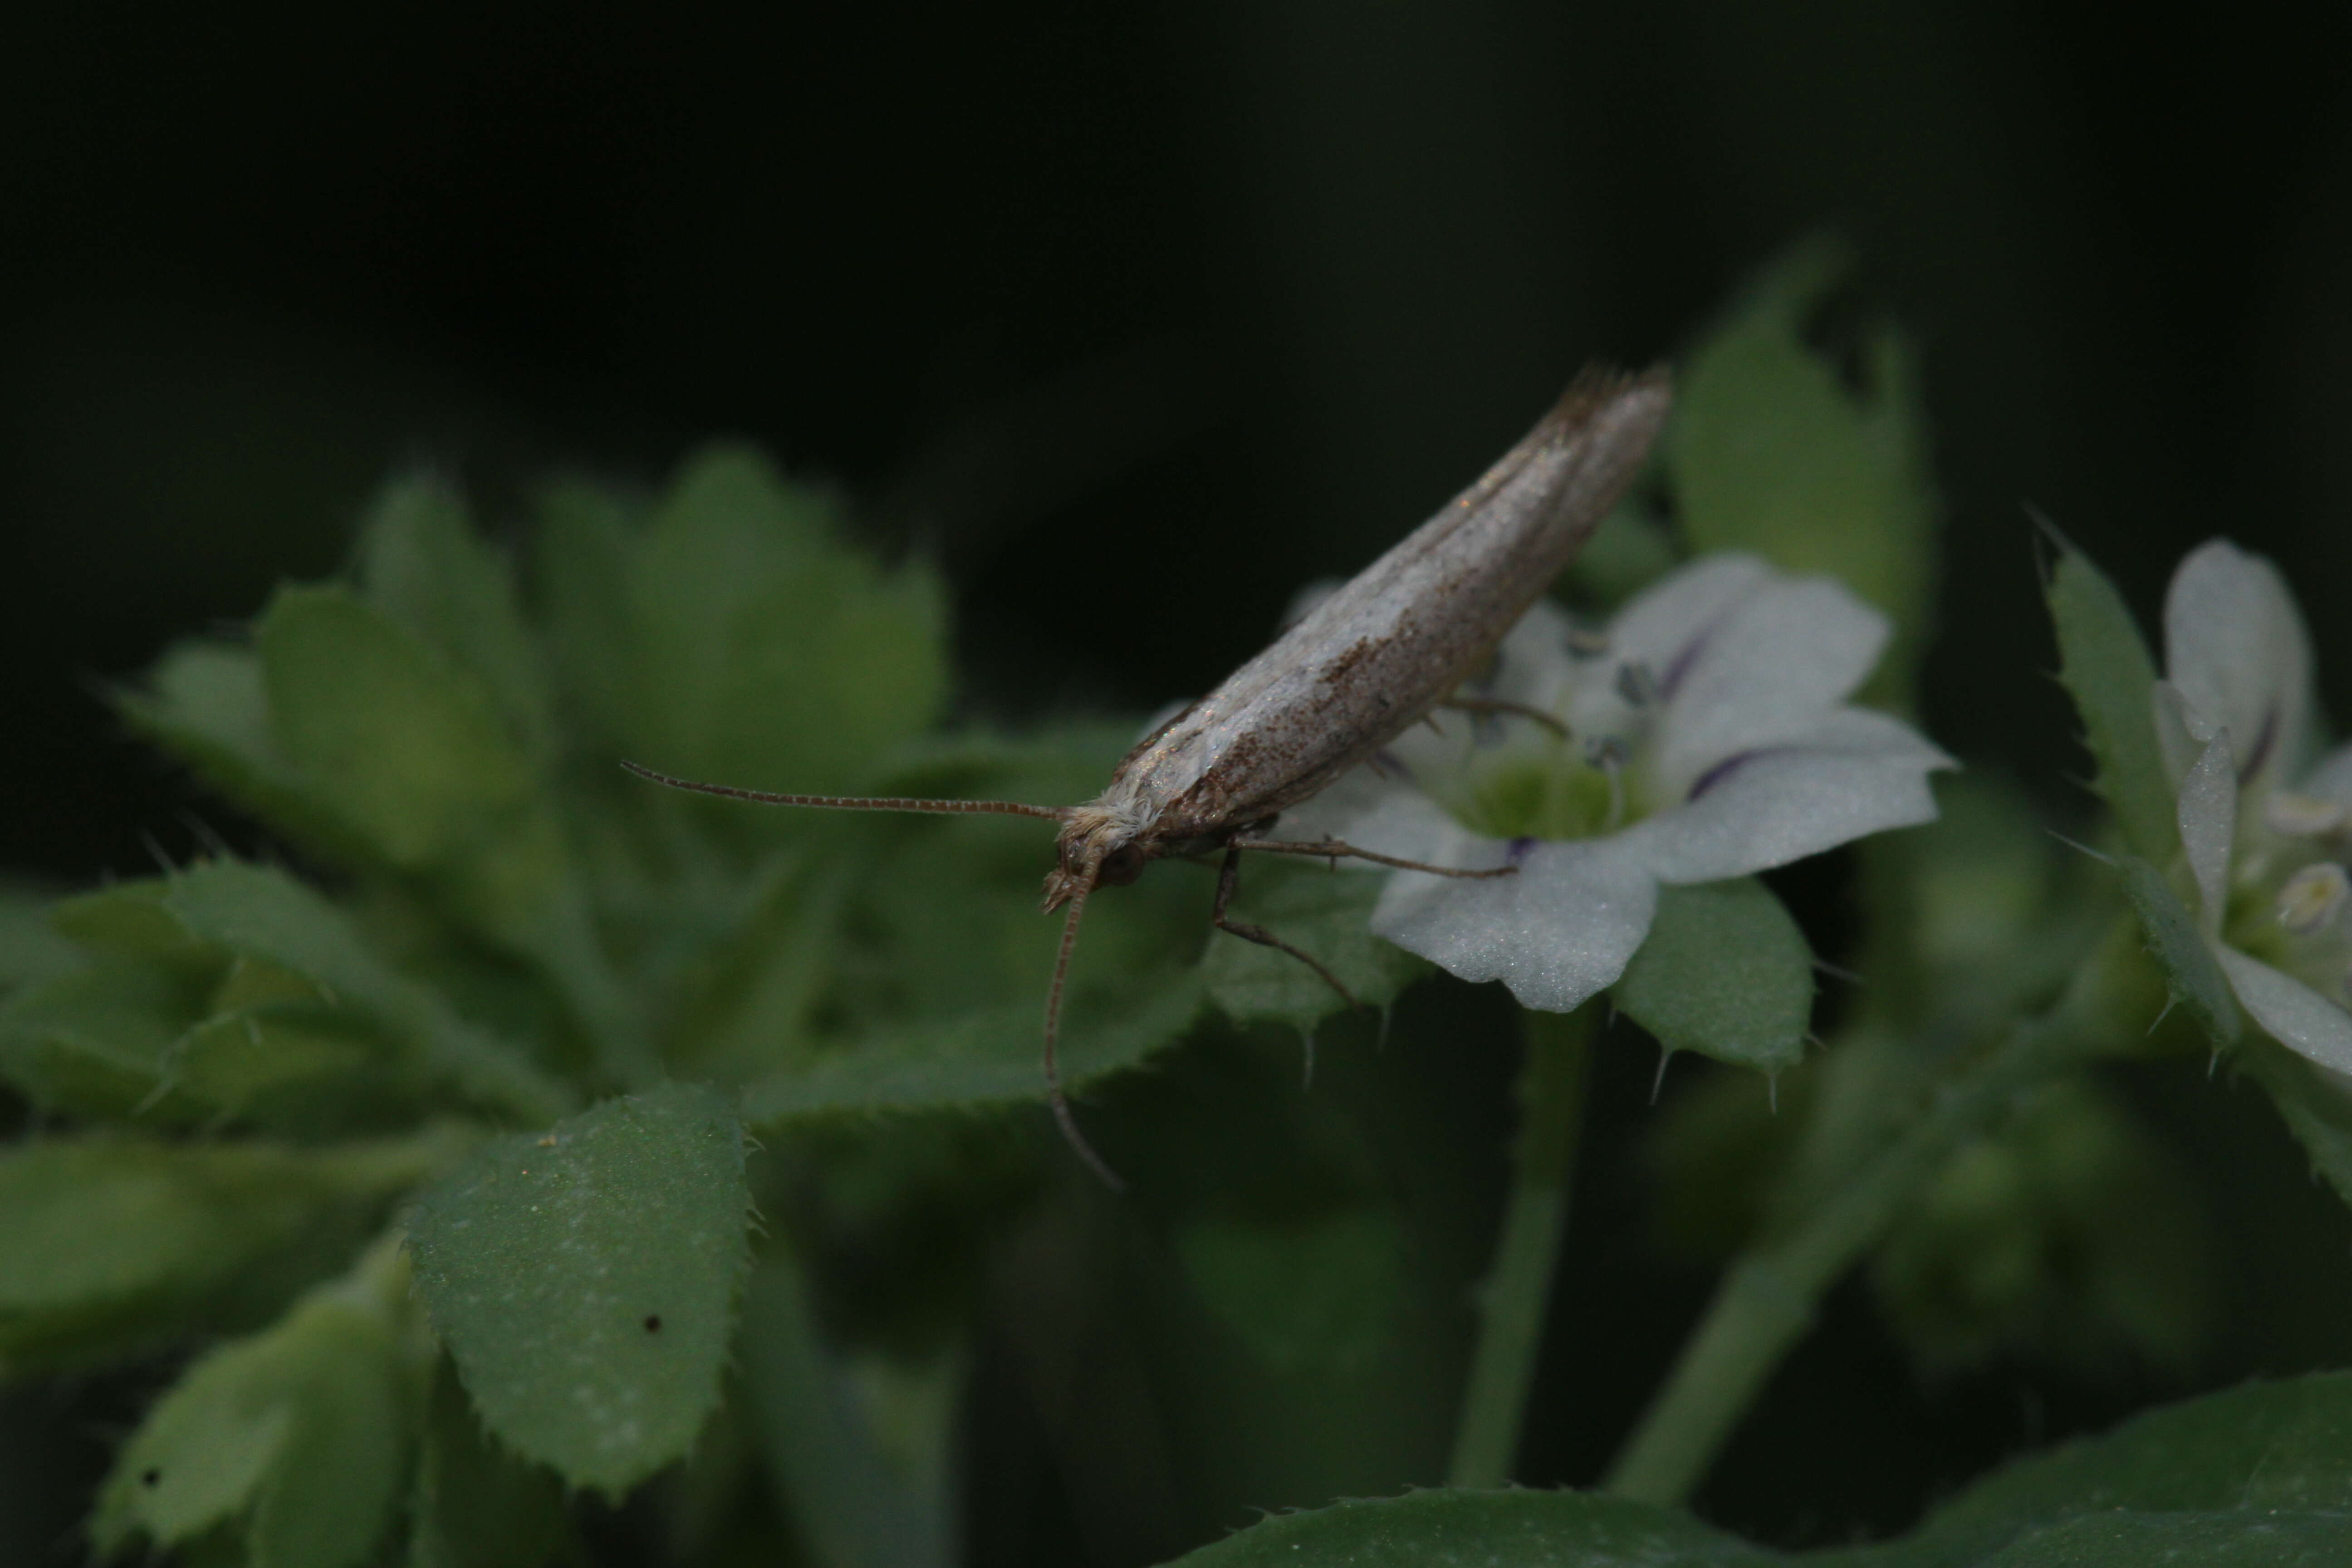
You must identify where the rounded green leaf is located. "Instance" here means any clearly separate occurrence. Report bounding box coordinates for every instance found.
[94,1238,417,1568]
[406,1084,751,1495]
[258,584,536,870]
[354,475,556,765]
[1610,879,1813,1072]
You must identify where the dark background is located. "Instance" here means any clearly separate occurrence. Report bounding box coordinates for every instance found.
[6,3,2352,1561]
[10,3,2352,886]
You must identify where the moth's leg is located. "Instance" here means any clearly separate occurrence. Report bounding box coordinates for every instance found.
[1230,837,1514,879]
[1211,847,1359,1010]
[1437,696,1569,738]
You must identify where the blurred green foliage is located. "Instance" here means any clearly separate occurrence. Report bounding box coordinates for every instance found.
[4,252,2352,1567]
[1168,1372,2352,1565]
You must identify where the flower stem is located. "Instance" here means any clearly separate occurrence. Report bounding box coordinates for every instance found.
[1602,962,2117,1505]
[1447,1002,1597,1488]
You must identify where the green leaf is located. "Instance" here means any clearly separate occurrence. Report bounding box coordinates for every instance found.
[1201,859,1426,1034]
[0,1130,467,1372]
[530,476,642,757]
[2044,544,2177,865]
[2239,1037,2352,1214]
[1159,1490,1770,1567]
[251,585,621,1031]
[740,975,1204,1126]
[1672,239,1935,681]
[166,1006,402,1131]
[1897,1372,2352,1563]
[1159,1373,2352,1565]
[116,640,349,855]
[407,1084,751,1495]
[1610,880,1813,1072]
[407,1357,568,1568]
[256,583,539,869]
[738,1254,958,1568]
[0,957,213,1122]
[133,579,631,1075]
[51,878,231,979]
[355,475,557,765]
[737,722,1211,1124]
[544,447,948,801]
[6,869,564,1132]
[2115,855,2239,1049]
[0,878,78,992]
[158,858,575,1124]
[93,1235,421,1568]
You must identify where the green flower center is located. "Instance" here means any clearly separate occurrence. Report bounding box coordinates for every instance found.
[1448,747,1629,843]
[2222,805,2352,1000]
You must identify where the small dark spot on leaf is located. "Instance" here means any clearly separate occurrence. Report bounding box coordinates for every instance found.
[643,1314,662,1333]
[142,1469,161,1487]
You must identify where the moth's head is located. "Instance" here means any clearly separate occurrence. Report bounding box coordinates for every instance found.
[1043,805,1151,911]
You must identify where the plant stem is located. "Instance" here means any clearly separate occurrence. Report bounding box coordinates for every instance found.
[1447,1003,1596,1488]
[1603,965,2115,1505]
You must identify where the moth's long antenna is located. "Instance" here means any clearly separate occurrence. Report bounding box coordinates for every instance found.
[1044,867,1126,1193]
[622,760,1068,821]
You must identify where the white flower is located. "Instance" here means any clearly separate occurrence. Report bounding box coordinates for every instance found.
[2151,540,2352,1077]
[1276,554,1954,1012]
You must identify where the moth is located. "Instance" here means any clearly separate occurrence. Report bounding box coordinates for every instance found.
[626,365,1671,1186]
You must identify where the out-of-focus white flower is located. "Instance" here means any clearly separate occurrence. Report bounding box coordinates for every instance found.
[2151,540,2352,1078]
[1277,554,1953,1012]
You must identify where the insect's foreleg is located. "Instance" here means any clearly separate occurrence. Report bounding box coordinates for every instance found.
[1210,848,1359,1011]
[1211,847,1356,1089]
[1230,837,1515,878]
[1438,696,1569,738]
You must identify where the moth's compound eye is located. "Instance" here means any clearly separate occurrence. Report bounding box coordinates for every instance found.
[1099,843,1148,887]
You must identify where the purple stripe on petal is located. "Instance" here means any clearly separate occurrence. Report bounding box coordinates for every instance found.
[1655,624,1718,703]
[1505,836,1539,867]
[2237,704,2279,784]
[1687,747,1780,801]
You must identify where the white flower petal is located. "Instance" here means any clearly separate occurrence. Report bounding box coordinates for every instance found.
[2151,681,2215,786]
[1373,705,1480,781]
[2163,539,2313,789]
[1479,598,1581,713]
[1653,575,1892,799]
[1565,555,1771,745]
[2215,948,2352,1077]
[1607,553,1773,673]
[1627,707,1953,884]
[2176,735,2237,937]
[1371,835,1658,1012]
[1272,763,1458,864]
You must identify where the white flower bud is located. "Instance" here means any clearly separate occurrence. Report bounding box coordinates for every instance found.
[2266,791,2347,838]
